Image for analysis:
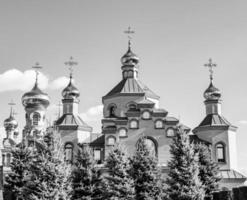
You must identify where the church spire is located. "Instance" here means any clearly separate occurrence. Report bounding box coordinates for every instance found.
[121,27,139,79]
[32,62,42,86]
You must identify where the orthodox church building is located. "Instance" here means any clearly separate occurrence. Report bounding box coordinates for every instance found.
[0,37,246,191]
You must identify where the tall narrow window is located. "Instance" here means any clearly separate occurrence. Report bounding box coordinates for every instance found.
[6,153,11,166]
[94,149,101,162]
[65,143,73,162]
[216,143,225,163]
[108,105,116,118]
[33,112,41,126]
[2,154,5,166]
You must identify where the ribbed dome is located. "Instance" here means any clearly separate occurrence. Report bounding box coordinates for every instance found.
[22,82,50,107]
[121,47,139,65]
[4,115,18,129]
[204,82,221,100]
[62,78,80,99]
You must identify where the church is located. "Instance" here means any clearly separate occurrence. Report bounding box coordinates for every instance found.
[1,35,246,191]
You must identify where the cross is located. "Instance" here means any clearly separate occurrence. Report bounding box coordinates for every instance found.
[204,58,217,81]
[8,100,16,116]
[32,62,43,83]
[124,26,135,48]
[65,56,78,77]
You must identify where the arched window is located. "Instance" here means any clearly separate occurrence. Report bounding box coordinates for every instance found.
[64,143,73,162]
[107,136,116,146]
[6,153,11,166]
[142,111,151,120]
[166,128,175,137]
[155,120,163,129]
[216,143,225,163]
[33,112,41,126]
[119,128,127,138]
[108,104,116,118]
[2,154,5,166]
[137,137,157,156]
[130,119,139,129]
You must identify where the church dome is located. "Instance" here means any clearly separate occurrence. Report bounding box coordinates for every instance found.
[22,82,50,107]
[62,77,80,99]
[121,47,139,65]
[4,115,18,130]
[204,82,221,100]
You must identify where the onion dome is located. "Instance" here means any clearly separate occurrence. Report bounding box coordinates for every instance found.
[4,114,18,130]
[62,76,80,99]
[204,81,221,100]
[121,46,139,65]
[22,82,50,107]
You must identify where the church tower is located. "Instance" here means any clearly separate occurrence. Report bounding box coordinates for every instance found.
[193,59,246,189]
[100,28,189,165]
[56,57,92,162]
[21,63,50,146]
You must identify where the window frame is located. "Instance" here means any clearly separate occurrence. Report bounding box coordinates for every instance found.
[118,128,128,138]
[216,142,226,163]
[155,119,164,129]
[107,136,116,146]
[129,119,139,129]
[142,110,151,120]
[166,127,176,137]
[64,143,74,163]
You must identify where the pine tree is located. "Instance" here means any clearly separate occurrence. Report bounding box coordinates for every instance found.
[71,145,103,200]
[166,128,205,200]
[103,145,134,200]
[4,144,32,200]
[23,136,72,200]
[195,143,220,199]
[130,137,163,200]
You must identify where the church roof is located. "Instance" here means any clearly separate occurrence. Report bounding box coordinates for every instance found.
[56,113,92,129]
[220,169,246,179]
[90,135,105,147]
[103,78,159,100]
[198,114,232,127]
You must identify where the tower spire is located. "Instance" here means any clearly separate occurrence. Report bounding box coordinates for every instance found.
[8,100,15,117]
[124,26,135,49]
[204,58,217,82]
[32,62,43,86]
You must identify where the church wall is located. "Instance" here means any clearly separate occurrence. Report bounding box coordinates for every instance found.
[228,130,238,169]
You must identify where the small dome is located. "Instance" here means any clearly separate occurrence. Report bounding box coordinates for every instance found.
[4,115,18,129]
[62,78,80,99]
[204,82,221,100]
[121,47,139,65]
[22,82,50,107]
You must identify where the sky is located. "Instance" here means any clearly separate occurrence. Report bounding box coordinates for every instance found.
[0,0,247,171]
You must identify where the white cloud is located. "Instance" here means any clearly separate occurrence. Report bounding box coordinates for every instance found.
[238,120,247,125]
[0,69,48,92]
[80,105,103,132]
[48,76,70,90]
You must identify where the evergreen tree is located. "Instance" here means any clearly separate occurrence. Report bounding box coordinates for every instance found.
[195,143,220,199]
[166,128,205,200]
[23,137,72,200]
[130,137,163,200]
[103,145,134,200]
[71,145,103,200]
[4,144,32,200]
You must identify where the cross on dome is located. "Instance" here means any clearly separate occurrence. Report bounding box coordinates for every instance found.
[32,62,43,85]
[8,100,16,117]
[124,26,135,48]
[204,58,217,81]
[65,56,78,78]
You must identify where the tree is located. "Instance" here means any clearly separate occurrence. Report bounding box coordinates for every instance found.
[166,128,205,200]
[195,143,220,199]
[103,145,134,200]
[4,144,32,200]
[130,137,163,200]
[71,145,103,200]
[22,136,72,200]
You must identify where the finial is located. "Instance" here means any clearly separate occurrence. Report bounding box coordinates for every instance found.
[32,62,43,85]
[65,56,78,80]
[204,58,217,82]
[8,100,16,117]
[124,26,135,49]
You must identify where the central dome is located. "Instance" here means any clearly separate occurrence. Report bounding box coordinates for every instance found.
[121,47,139,65]
[22,82,50,107]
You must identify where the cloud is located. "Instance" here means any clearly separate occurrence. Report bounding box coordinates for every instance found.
[80,105,103,132]
[48,76,70,90]
[0,69,48,92]
[238,120,247,125]
[0,68,71,92]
